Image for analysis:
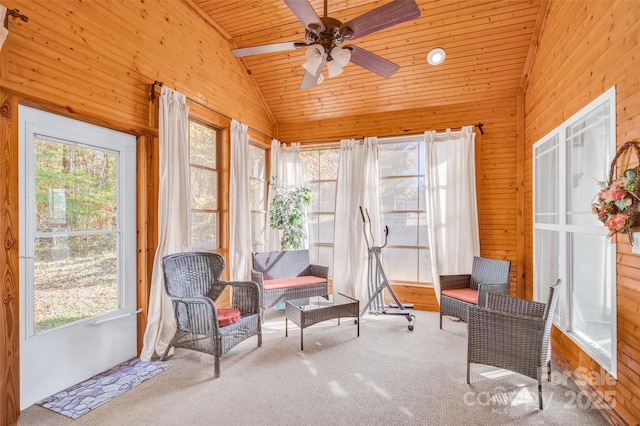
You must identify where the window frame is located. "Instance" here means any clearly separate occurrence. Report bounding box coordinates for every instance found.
[533,86,617,376]
[188,119,221,251]
[377,134,431,286]
[248,141,268,252]
[300,145,340,276]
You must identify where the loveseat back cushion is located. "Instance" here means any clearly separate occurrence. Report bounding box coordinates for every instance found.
[252,250,311,280]
[263,275,327,291]
[441,288,478,305]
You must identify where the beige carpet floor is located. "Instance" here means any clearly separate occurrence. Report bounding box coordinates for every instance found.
[18,309,609,425]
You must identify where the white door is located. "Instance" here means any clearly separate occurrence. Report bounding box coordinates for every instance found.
[19,106,137,409]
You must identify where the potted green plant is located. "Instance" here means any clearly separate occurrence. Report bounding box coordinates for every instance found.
[269,182,312,250]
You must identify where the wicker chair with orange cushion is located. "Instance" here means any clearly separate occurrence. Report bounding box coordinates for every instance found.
[439,256,511,329]
[161,252,262,378]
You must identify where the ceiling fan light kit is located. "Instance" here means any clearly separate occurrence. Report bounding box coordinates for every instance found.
[231,0,421,89]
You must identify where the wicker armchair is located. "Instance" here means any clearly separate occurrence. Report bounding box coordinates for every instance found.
[161,252,262,378]
[439,256,511,329]
[466,280,561,409]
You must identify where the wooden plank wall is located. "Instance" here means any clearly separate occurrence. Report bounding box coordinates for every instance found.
[278,97,522,310]
[523,1,640,424]
[0,94,20,426]
[0,1,274,423]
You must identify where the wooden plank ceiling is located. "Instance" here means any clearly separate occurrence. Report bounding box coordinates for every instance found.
[190,0,543,126]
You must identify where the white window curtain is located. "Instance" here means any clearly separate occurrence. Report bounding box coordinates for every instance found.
[0,6,8,50]
[424,126,480,303]
[229,119,252,280]
[141,86,192,361]
[266,140,306,251]
[266,139,281,251]
[333,138,381,304]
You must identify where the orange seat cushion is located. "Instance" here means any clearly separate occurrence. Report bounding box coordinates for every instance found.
[263,275,327,290]
[217,308,241,326]
[442,288,478,305]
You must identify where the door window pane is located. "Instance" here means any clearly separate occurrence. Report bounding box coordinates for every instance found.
[34,235,117,333]
[33,139,120,333]
[35,139,118,232]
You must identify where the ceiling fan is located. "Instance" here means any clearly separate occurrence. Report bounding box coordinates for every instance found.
[231,0,421,89]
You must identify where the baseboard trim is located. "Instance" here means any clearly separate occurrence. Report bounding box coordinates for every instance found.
[553,355,629,426]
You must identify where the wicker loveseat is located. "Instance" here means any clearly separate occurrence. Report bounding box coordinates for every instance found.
[251,249,328,312]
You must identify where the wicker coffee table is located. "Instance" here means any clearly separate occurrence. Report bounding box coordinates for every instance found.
[285,293,359,350]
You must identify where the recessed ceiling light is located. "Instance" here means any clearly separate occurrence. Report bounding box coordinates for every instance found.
[427,48,446,65]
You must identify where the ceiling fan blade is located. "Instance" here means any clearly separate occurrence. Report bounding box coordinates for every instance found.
[341,0,420,40]
[231,41,305,57]
[284,0,325,33]
[347,45,400,78]
[300,70,319,89]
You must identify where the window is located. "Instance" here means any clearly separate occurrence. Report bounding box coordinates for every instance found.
[189,120,219,250]
[378,136,431,285]
[301,147,340,275]
[249,143,267,252]
[301,139,431,284]
[533,86,616,375]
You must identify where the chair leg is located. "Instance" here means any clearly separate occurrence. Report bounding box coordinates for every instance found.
[160,344,172,361]
[439,313,443,329]
[538,381,543,410]
[466,363,470,384]
[547,359,551,381]
[214,356,221,378]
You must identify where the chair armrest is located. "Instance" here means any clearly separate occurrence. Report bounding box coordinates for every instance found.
[213,280,261,315]
[168,294,221,334]
[486,292,546,318]
[477,282,510,308]
[251,269,265,307]
[440,274,471,292]
[309,264,329,279]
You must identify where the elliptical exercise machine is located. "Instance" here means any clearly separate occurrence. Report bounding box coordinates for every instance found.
[359,207,416,330]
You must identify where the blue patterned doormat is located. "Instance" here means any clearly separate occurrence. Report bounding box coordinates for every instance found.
[38,358,171,419]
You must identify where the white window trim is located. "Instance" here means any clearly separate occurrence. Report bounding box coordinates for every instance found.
[533,86,617,377]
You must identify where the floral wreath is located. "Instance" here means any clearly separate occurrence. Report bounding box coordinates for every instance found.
[592,141,640,242]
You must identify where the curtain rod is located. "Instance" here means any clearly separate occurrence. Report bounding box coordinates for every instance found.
[150,81,274,141]
[4,8,29,29]
[297,123,485,146]
[378,123,484,138]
